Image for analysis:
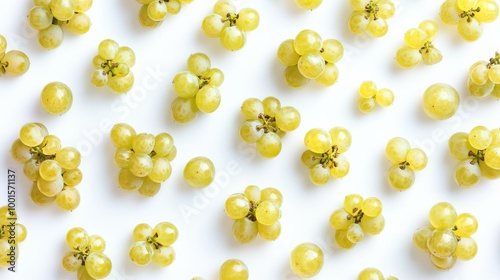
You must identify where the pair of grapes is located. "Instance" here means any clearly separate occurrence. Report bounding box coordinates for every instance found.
[385,137,427,191]
[110,123,176,196]
[11,123,83,211]
[239,97,300,158]
[62,227,111,279]
[0,35,30,77]
[137,0,193,29]
[201,0,260,51]
[468,52,500,98]
[225,185,283,243]
[357,80,394,113]
[396,20,443,69]
[449,126,500,186]
[330,194,385,249]
[91,39,136,94]
[277,29,343,88]
[28,0,93,49]
[301,127,351,185]
[129,222,177,267]
[171,53,224,124]
[348,0,396,38]
[0,207,27,268]
[413,202,478,270]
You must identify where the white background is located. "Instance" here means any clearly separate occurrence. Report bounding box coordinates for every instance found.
[1,0,500,279]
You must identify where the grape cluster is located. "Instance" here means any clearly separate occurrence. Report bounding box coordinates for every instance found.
[277,29,343,88]
[224,185,283,243]
[348,0,395,38]
[301,127,351,185]
[330,194,385,249]
[413,202,478,270]
[91,39,136,94]
[183,156,215,188]
[28,0,93,49]
[385,137,427,191]
[448,126,500,186]
[202,0,260,51]
[358,268,398,280]
[0,207,27,269]
[295,0,322,10]
[357,80,394,113]
[40,81,73,115]
[129,222,178,267]
[110,123,176,196]
[467,52,500,98]
[11,122,82,211]
[220,259,249,280]
[289,242,324,278]
[62,227,112,279]
[239,97,301,158]
[136,0,193,29]
[396,20,443,69]
[0,35,30,77]
[171,53,224,124]
[440,0,499,41]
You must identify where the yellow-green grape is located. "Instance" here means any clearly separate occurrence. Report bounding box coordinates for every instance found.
[133,223,152,242]
[153,246,175,266]
[439,0,462,24]
[138,4,163,28]
[429,202,457,230]
[260,187,283,207]
[118,168,144,191]
[110,123,136,149]
[360,215,385,235]
[284,65,310,88]
[24,159,40,182]
[187,53,210,76]
[98,39,119,60]
[129,241,153,266]
[114,148,133,168]
[454,160,481,187]
[455,237,477,260]
[56,187,80,211]
[330,154,350,178]
[295,0,323,10]
[366,19,388,37]
[358,97,375,113]
[172,71,200,98]
[62,252,82,272]
[328,127,351,153]
[166,0,181,14]
[91,70,108,87]
[262,96,281,117]
[422,83,460,120]
[406,148,427,171]
[171,97,199,123]
[41,134,61,155]
[153,133,174,157]
[430,254,457,270]
[214,0,236,17]
[255,201,280,226]
[38,24,64,49]
[241,98,263,120]
[453,212,478,237]
[491,128,500,145]
[256,132,282,158]
[152,222,178,246]
[346,223,364,243]
[132,133,154,154]
[0,35,6,55]
[147,0,167,21]
[258,221,281,241]
[40,81,73,115]
[114,46,135,67]
[88,235,106,253]
[148,156,172,183]
[55,147,81,170]
[362,197,382,217]
[0,206,16,223]
[37,175,64,197]
[304,128,332,153]
[421,47,443,65]
[419,19,439,39]
[413,225,434,252]
[378,0,395,18]
[309,164,330,185]
[74,0,93,12]
[457,0,476,10]
[470,62,489,85]
[343,193,363,215]
[86,252,112,279]
[375,88,394,107]
[28,6,53,30]
[290,243,323,278]
[183,156,215,188]
[232,218,257,243]
[66,227,89,249]
[2,50,30,76]
[476,0,499,22]
[225,194,250,220]
[196,85,221,113]
[67,13,92,35]
[488,64,500,84]
[107,71,135,93]
[220,259,248,280]
[359,81,377,99]
[202,14,224,37]
[207,68,224,86]
[334,229,356,249]
[329,208,352,230]
[404,28,428,48]
[220,26,246,51]
[385,137,410,163]
[129,153,153,177]
[387,164,415,191]
[278,39,300,66]
[244,185,261,203]
[294,29,322,55]
[30,183,56,205]
[165,145,177,162]
[315,63,339,86]
[395,46,421,69]
[51,0,75,21]
[484,145,500,169]
[468,125,492,150]
[358,267,384,280]
[76,266,95,280]
[427,229,458,258]
[38,160,62,181]
[297,53,325,79]
[348,11,369,34]
[239,120,264,143]
[321,39,343,63]
[457,17,482,42]
[236,8,259,32]
[448,132,475,160]
[14,223,27,242]
[479,161,500,179]
[275,106,301,132]
[10,139,32,163]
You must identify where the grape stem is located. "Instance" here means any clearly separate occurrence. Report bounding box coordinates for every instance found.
[460,7,480,22]
[346,208,365,224]
[257,113,279,133]
[487,52,500,68]
[245,201,258,222]
[468,150,485,164]
[30,146,55,163]
[419,41,435,54]
[364,0,380,20]
[146,233,163,250]
[100,60,122,77]
[223,13,239,27]
[318,145,340,169]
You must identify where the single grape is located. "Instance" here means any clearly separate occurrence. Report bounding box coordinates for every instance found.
[334,229,356,249]
[62,252,82,272]
[395,46,421,69]
[430,254,457,270]
[428,202,457,230]
[362,197,383,217]
[457,17,482,42]
[454,160,481,187]
[55,187,80,211]
[2,50,30,76]
[385,137,410,163]
[51,0,75,21]
[110,123,136,149]
[220,259,249,280]
[387,165,415,191]
[294,29,322,55]
[138,4,163,28]
[309,164,330,185]
[454,237,478,260]
[330,154,350,178]
[258,221,281,241]
[359,214,385,235]
[183,156,215,188]
[225,194,250,220]
[28,6,53,30]
[484,145,500,169]
[201,14,224,37]
[413,225,434,252]
[277,39,300,66]
[232,217,258,243]
[153,222,178,246]
[255,201,280,226]
[66,227,89,249]
[220,26,246,51]
[147,0,167,21]
[284,65,310,88]
[346,223,364,243]
[85,252,112,279]
[297,53,325,79]
[448,132,475,160]
[304,128,332,154]
[289,243,324,278]
[38,24,64,49]
[195,85,221,113]
[358,97,376,113]
[256,132,282,158]
[107,72,135,93]
[66,13,92,35]
[357,267,384,280]
[236,8,259,32]
[422,83,460,120]
[172,71,200,98]
[171,97,199,123]
[152,246,176,266]
[454,212,478,237]
[316,63,339,86]
[375,88,394,107]
[406,148,428,171]
[40,81,73,115]
[118,168,144,191]
[427,229,458,258]
[329,208,352,230]
[275,106,300,132]
[468,125,492,150]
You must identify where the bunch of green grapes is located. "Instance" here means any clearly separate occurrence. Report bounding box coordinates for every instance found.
[289,243,323,278]
[295,0,322,10]
[357,80,394,113]
[0,207,27,269]
[91,39,136,94]
[358,268,398,280]
[396,20,443,69]
[385,137,427,191]
[348,0,395,38]
[467,52,500,98]
[220,259,249,280]
[129,222,177,267]
[201,0,259,51]
[110,123,177,196]
[448,126,500,186]
[301,127,351,185]
[277,30,343,88]
[330,194,385,249]
[183,156,215,188]
[11,122,83,211]
[171,53,224,123]
[136,0,193,28]
[422,83,460,120]
[28,0,93,49]
[440,0,498,41]
[62,227,112,279]
[0,35,30,77]
[413,202,478,270]
[40,81,73,115]
[239,97,301,158]
[224,185,283,243]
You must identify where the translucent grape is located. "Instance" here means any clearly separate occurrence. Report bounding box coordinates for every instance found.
[284,65,310,88]
[88,235,106,253]
[430,254,457,270]
[294,29,322,55]
[375,88,394,107]
[378,0,395,18]
[297,53,325,79]
[132,133,155,154]
[256,132,282,158]
[153,246,175,266]
[260,187,283,207]
[56,187,80,211]
[448,132,475,160]
[240,98,263,120]
[196,85,221,113]
[454,160,481,187]
[329,208,352,230]
[475,0,499,22]
[187,53,211,76]
[172,71,199,98]
[413,225,434,252]
[454,212,478,237]
[395,46,421,69]
[37,175,64,197]
[366,19,388,37]
[362,197,382,217]
[387,165,415,191]
[335,229,356,249]
[114,46,136,67]
[225,194,250,220]
[484,145,500,169]
[419,20,439,39]
[0,35,6,54]
[289,243,324,278]
[232,218,257,243]
[454,237,477,260]
[258,221,281,241]
[30,182,55,206]
[321,39,343,63]
[166,0,181,14]
[277,39,300,66]
[239,120,263,143]
[385,137,410,163]
[343,194,363,215]
[440,0,462,24]
[40,81,73,115]
[133,223,152,242]
[147,1,167,21]
[63,169,82,187]
[244,185,261,203]
[359,215,385,235]
[91,70,108,87]
[479,160,500,179]
[358,97,375,113]
[404,28,428,48]
[357,267,384,280]
[201,14,224,38]
[55,147,81,170]
[183,156,215,188]
[28,6,53,30]
[315,63,339,86]
[421,47,443,65]
[295,0,323,10]
[110,123,136,149]
[62,252,81,272]
[406,148,428,171]
[74,0,93,12]
[488,65,500,84]
[309,164,330,185]
[171,97,198,123]
[304,128,332,153]
[457,17,482,42]
[214,0,236,17]
[347,223,364,243]
[139,4,163,28]
[422,83,460,120]
[457,0,476,10]
[153,222,178,246]
[67,13,92,35]
[275,106,300,132]
[220,259,249,280]
[427,229,457,258]
[118,168,144,191]
[207,68,224,86]
[262,97,281,117]
[236,8,259,32]
[107,72,135,93]
[148,156,172,183]
[255,201,280,226]
[429,202,457,229]
[66,227,89,249]
[359,81,377,99]
[468,125,492,150]
[10,139,32,163]
[39,159,62,181]
[2,50,30,76]
[220,26,246,51]
[330,154,350,178]
[98,39,119,60]
[470,62,489,85]
[50,0,75,21]
[348,11,369,34]
[468,78,494,98]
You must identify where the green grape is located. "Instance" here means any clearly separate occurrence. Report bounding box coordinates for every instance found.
[187,53,211,76]
[56,187,80,211]
[316,62,339,86]
[284,65,310,88]
[358,97,375,113]
[304,128,331,153]
[98,39,119,60]
[448,132,475,160]
[309,164,330,185]
[2,50,30,76]
[24,159,40,182]
[321,39,343,63]
[202,14,224,37]
[329,208,352,230]
[490,128,500,145]
[67,13,92,35]
[0,206,16,224]
[296,0,323,9]
[240,98,263,120]
[133,223,152,242]
[62,252,82,272]
[275,106,300,132]
[38,24,64,49]
[77,266,95,280]
[74,0,93,12]
[171,97,199,123]
[479,160,500,179]
[454,160,481,187]
[366,19,388,37]
[404,28,428,49]
[468,125,492,150]
[153,222,178,246]
[195,85,221,113]
[28,6,53,30]
[348,11,369,34]
[166,0,181,14]
[118,168,144,191]
[207,68,224,86]
[232,218,258,243]
[66,227,89,249]
[359,80,377,99]
[488,65,500,84]
[30,182,56,206]
[374,87,395,107]
[430,254,457,270]
[457,0,475,10]
[153,133,174,156]
[484,145,500,169]
[236,8,259,31]
[0,242,16,267]
[413,225,434,252]
[335,229,356,249]
[214,0,236,17]
[427,229,458,258]
[225,194,250,220]
[88,235,106,253]
[454,212,478,237]
[40,81,73,115]
[129,153,153,177]
[406,148,427,171]
[220,259,249,280]
[110,123,136,149]
[330,154,350,178]
[457,17,482,42]
[475,0,499,22]
[262,96,281,117]
[256,132,282,158]
[289,243,323,278]
[455,237,477,260]
[297,53,325,79]
[429,202,457,229]
[51,0,75,21]
[153,246,175,266]
[183,156,215,188]
[114,46,135,67]
[172,71,199,98]
[255,201,280,226]
[165,145,177,162]
[387,165,415,191]
[113,148,133,168]
[260,188,282,208]
[40,135,61,155]
[39,159,62,181]
[258,221,281,241]
[343,194,363,215]
[277,39,300,66]
[138,4,163,28]
[244,185,261,203]
[422,83,460,120]
[359,214,385,235]
[294,29,322,55]
[147,0,167,21]
[0,35,6,55]
[113,63,129,78]
[220,26,246,51]
[419,19,439,39]
[358,267,384,280]
[346,223,364,243]
[378,0,395,18]
[148,156,172,183]
[55,147,81,170]
[107,72,135,93]
[10,139,32,163]
[301,150,321,168]
[239,120,264,143]
[385,137,410,163]
[85,252,112,279]
[132,133,155,154]
[395,46,421,69]
[439,0,462,24]
[91,69,108,87]
[37,175,64,197]
[470,62,488,85]
[362,197,382,217]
